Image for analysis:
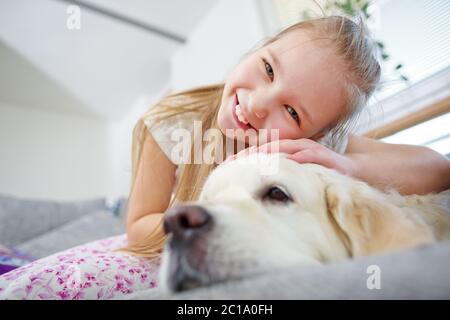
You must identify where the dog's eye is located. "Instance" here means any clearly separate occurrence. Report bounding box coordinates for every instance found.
[263,186,291,203]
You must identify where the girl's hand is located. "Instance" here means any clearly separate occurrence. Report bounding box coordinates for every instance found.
[225,139,357,177]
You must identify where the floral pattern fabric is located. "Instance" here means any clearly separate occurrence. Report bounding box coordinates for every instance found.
[0,245,35,275]
[0,234,159,300]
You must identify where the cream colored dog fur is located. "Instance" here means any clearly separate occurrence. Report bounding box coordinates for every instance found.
[159,153,450,292]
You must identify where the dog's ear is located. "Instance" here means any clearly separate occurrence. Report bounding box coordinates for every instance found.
[325,182,434,257]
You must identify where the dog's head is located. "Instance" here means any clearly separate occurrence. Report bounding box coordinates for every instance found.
[159,153,433,292]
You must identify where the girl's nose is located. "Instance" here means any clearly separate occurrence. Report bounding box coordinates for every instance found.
[248,92,272,119]
[254,109,266,119]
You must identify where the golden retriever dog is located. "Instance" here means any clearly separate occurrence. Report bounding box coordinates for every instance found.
[159,152,450,292]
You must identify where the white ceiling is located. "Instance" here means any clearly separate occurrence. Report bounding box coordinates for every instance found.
[0,0,217,120]
[82,0,216,39]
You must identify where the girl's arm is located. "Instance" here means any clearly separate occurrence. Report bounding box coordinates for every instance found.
[345,134,450,195]
[247,135,450,196]
[126,130,177,245]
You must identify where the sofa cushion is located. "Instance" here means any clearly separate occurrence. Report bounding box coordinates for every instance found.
[0,193,106,246]
[16,210,126,259]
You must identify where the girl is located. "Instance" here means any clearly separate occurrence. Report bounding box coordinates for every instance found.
[124,15,450,259]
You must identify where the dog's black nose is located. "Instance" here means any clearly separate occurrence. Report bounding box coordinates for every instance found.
[163,205,212,239]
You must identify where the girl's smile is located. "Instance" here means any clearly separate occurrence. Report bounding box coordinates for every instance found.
[231,93,256,131]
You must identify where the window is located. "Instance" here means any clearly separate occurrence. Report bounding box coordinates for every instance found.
[358,0,450,155]
[382,112,450,157]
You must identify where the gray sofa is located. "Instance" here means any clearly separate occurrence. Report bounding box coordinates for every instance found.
[0,193,126,259]
[2,192,450,299]
[126,240,450,299]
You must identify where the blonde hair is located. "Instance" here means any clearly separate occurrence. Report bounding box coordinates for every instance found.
[122,15,381,259]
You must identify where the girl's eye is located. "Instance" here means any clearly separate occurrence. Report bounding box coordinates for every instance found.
[285,105,300,125]
[263,59,274,81]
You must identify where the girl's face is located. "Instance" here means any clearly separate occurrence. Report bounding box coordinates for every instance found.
[218,29,348,143]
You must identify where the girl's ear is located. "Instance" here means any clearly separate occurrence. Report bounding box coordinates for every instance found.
[325,181,435,257]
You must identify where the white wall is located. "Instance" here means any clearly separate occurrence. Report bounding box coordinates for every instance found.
[0,102,112,200]
[106,87,171,201]
[0,0,278,201]
[0,87,169,201]
[170,0,273,91]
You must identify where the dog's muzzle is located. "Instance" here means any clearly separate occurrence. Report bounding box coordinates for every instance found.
[164,204,213,242]
[162,205,214,292]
